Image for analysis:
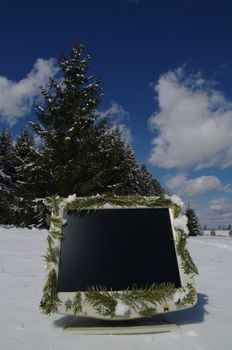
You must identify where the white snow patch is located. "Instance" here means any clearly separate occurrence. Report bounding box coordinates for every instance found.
[165,194,184,208]
[115,300,130,316]
[170,194,184,208]
[66,194,77,203]
[173,215,189,235]
[173,288,189,303]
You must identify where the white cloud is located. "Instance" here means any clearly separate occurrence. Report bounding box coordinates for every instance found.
[202,197,232,226]
[0,58,58,125]
[101,101,130,122]
[148,67,232,170]
[99,101,133,144]
[166,173,231,197]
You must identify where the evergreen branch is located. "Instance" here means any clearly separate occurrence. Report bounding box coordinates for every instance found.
[72,292,83,314]
[46,213,51,227]
[175,283,196,308]
[43,235,57,264]
[85,286,117,317]
[122,282,176,314]
[40,269,61,315]
[49,215,64,239]
[139,307,157,317]
[65,194,181,218]
[65,299,73,311]
[176,230,199,276]
[50,196,62,216]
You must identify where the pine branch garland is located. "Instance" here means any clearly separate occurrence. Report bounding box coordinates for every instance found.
[65,299,73,311]
[85,286,117,316]
[122,282,176,314]
[72,292,83,314]
[40,269,61,315]
[43,235,57,264]
[65,194,181,218]
[175,283,196,308]
[176,230,199,276]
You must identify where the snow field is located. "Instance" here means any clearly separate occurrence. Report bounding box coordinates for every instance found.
[0,227,232,350]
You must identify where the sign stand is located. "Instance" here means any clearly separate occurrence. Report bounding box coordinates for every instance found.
[63,315,178,334]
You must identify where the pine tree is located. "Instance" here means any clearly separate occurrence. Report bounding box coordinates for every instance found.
[15,128,36,186]
[99,127,144,195]
[30,42,108,197]
[14,128,46,227]
[28,41,164,209]
[0,129,18,224]
[140,164,164,196]
[186,205,202,236]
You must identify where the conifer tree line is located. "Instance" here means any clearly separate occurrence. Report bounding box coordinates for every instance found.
[0,42,164,227]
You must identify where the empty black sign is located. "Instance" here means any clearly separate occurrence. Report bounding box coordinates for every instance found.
[57,208,181,292]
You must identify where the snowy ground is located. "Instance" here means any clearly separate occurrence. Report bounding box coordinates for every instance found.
[203,230,230,237]
[0,227,232,350]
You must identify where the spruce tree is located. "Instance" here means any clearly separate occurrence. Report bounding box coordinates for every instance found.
[186,205,202,236]
[15,128,46,227]
[15,128,36,187]
[0,129,18,224]
[29,41,164,205]
[30,42,108,197]
[100,127,143,195]
[140,164,164,196]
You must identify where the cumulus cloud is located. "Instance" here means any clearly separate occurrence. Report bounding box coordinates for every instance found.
[0,58,58,125]
[99,101,133,144]
[148,67,232,170]
[166,173,231,197]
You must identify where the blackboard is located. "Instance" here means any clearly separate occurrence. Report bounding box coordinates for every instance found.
[57,208,181,292]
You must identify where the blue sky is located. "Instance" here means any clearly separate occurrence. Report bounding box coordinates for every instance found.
[0,0,232,228]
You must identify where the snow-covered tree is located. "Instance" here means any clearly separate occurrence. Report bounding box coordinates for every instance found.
[14,128,46,227]
[0,129,18,224]
[186,205,202,236]
[28,41,164,204]
[140,164,164,196]
[98,127,144,195]
[15,128,36,185]
[30,42,109,197]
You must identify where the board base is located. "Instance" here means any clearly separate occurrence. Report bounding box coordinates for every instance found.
[63,315,178,334]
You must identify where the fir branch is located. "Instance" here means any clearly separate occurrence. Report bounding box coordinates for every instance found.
[184,283,197,305]
[65,194,181,218]
[175,283,196,308]
[43,235,57,264]
[85,286,117,317]
[72,292,83,314]
[50,196,61,216]
[139,307,157,317]
[176,230,199,276]
[65,299,72,311]
[122,282,176,314]
[49,216,64,239]
[46,213,51,227]
[40,269,61,315]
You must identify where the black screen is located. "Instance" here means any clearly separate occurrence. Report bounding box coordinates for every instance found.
[57,208,181,292]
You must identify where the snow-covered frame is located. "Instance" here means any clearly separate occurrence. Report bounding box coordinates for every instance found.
[40,195,198,319]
